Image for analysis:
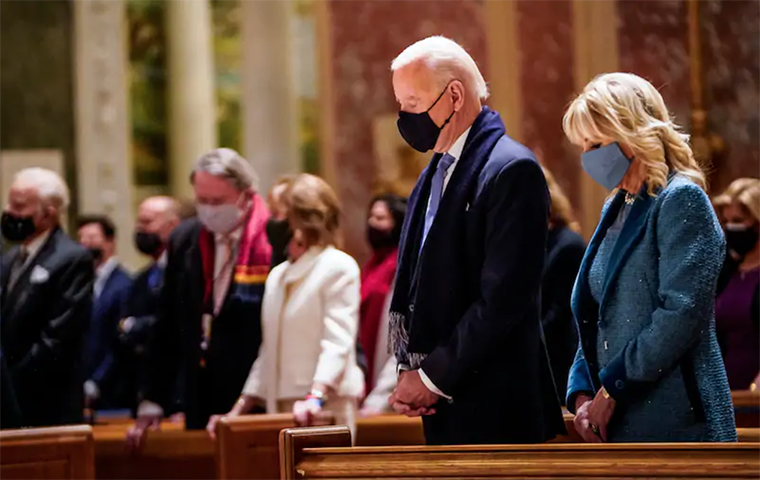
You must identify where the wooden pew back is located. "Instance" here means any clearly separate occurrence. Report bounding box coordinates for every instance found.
[280,426,760,479]
[354,414,425,446]
[93,422,214,479]
[215,413,334,480]
[733,390,760,428]
[0,425,95,480]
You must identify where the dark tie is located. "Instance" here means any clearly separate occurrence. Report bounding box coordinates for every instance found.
[420,153,456,254]
[8,249,29,291]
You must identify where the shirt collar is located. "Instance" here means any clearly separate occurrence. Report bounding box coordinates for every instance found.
[157,251,168,268]
[97,256,120,283]
[446,127,471,161]
[23,229,52,260]
[214,227,242,245]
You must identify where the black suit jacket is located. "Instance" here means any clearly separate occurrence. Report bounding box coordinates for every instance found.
[395,111,565,444]
[0,228,93,427]
[542,226,586,402]
[142,218,264,429]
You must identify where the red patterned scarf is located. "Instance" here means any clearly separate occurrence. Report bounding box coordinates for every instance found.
[199,194,272,309]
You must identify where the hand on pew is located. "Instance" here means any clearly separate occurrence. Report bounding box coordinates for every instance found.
[125,413,161,451]
[293,398,324,427]
[573,395,602,443]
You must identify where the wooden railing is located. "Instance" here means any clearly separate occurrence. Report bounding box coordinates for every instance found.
[279,425,760,479]
[0,425,95,479]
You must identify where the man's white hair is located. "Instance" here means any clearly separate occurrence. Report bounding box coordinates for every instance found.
[191,148,259,192]
[13,167,70,212]
[391,36,489,100]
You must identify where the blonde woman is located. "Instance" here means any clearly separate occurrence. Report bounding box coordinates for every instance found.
[713,178,760,390]
[541,167,586,402]
[563,73,736,442]
[206,174,364,437]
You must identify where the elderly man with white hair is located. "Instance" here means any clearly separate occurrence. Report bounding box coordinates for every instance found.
[0,168,94,427]
[127,148,272,448]
[387,36,565,444]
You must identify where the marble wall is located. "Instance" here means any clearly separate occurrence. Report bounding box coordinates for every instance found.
[516,0,579,207]
[326,0,488,262]
[0,0,78,219]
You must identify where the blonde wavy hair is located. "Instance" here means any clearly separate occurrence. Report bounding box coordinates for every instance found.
[284,174,342,248]
[713,178,760,223]
[563,72,706,194]
[542,167,581,234]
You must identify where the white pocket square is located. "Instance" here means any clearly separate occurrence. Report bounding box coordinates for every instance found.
[465,202,471,211]
[29,265,50,284]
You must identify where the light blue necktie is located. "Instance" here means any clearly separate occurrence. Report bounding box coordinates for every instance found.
[420,153,456,254]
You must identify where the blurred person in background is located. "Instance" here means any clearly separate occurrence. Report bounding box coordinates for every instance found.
[206,174,364,438]
[359,193,407,416]
[0,168,93,427]
[265,176,295,269]
[127,149,271,449]
[540,168,586,403]
[713,178,760,390]
[78,215,132,410]
[564,72,735,442]
[96,197,182,414]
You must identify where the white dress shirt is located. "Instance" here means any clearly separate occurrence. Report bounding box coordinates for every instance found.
[405,127,472,401]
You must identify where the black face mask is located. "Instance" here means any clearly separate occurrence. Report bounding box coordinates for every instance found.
[397,84,456,153]
[725,223,760,257]
[1,212,36,243]
[266,218,292,264]
[366,225,396,251]
[134,231,163,256]
[88,247,104,263]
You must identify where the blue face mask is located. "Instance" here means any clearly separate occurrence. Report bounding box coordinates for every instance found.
[580,142,633,191]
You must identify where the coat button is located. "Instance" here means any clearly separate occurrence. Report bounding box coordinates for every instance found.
[408,304,415,312]
[615,380,625,390]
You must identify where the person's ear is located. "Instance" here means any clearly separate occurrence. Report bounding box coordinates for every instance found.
[450,80,466,112]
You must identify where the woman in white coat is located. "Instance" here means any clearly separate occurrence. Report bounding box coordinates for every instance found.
[206,174,364,435]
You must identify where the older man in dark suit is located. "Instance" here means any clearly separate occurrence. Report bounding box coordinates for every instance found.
[0,168,93,427]
[387,36,564,445]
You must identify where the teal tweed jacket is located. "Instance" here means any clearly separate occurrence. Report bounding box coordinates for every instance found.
[566,174,737,442]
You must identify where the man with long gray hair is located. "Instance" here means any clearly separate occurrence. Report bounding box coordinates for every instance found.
[387,36,564,444]
[127,149,272,448]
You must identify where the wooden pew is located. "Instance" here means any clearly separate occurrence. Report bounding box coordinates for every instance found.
[733,390,760,428]
[215,413,334,480]
[354,414,425,446]
[0,425,95,479]
[279,426,760,479]
[93,421,214,480]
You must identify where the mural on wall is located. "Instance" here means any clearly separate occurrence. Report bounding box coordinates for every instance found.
[213,0,242,154]
[128,0,168,189]
[293,0,320,174]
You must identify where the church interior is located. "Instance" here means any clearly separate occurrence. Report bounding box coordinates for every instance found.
[0,0,759,478]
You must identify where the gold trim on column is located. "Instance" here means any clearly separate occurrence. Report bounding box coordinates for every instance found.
[313,0,338,190]
[484,0,522,142]
[572,0,619,240]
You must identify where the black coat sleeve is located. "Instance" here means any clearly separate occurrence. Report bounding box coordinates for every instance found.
[421,159,550,394]
[542,240,585,329]
[142,238,183,410]
[11,251,93,382]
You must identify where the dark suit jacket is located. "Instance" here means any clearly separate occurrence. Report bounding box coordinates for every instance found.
[101,262,183,413]
[0,347,22,429]
[83,265,131,389]
[142,218,264,429]
[542,226,586,402]
[394,109,565,444]
[0,227,93,427]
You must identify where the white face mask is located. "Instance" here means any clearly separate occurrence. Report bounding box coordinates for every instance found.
[197,195,246,234]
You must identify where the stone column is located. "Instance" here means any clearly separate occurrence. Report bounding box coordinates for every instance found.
[73,0,138,269]
[572,0,619,239]
[240,0,300,193]
[165,0,217,201]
